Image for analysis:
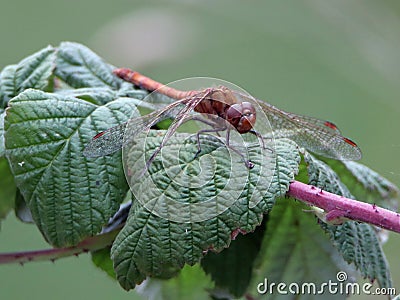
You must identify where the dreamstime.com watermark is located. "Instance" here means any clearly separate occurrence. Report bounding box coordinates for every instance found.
[256,272,397,296]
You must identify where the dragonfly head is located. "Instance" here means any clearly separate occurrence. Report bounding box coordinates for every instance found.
[226,102,256,134]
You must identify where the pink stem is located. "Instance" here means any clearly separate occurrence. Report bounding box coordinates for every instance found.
[287,180,400,233]
[1,180,399,265]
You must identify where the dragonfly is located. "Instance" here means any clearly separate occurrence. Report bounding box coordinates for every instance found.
[83,68,362,169]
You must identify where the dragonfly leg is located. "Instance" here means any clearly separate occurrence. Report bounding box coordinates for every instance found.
[146,148,162,170]
[140,115,221,176]
[194,126,226,158]
[194,125,254,169]
[249,130,274,155]
[188,115,225,158]
[225,129,254,169]
[190,115,221,128]
[137,147,163,178]
[249,130,266,149]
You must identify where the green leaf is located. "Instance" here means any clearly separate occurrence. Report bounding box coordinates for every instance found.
[0,158,16,224]
[303,152,353,199]
[0,46,56,107]
[55,42,121,89]
[4,89,139,246]
[0,65,17,109]
[0,109,5,157]
[91,247,116,279]
[55,87,148,106]
[137,265,213,300]
[111,136,300,290]
[56,87,120,105]
[323,159,398,209]
[303,153,392,289]
[321,222,392,289]
[201,219,266,297]
[248,199,354,300]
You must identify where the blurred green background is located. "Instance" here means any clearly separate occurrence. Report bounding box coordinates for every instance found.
[1,0,400,299]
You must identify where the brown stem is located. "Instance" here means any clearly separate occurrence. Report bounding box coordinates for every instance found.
[0,227,120,265]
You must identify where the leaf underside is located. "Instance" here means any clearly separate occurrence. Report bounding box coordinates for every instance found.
[303,153,392,289]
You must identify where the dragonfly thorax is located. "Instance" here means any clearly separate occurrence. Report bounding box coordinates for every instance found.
[193,87,257,134]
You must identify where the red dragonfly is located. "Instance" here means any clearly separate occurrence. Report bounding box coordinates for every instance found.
[83,68,361,167]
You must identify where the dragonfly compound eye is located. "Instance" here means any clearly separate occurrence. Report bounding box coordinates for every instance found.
[226,102,256,134]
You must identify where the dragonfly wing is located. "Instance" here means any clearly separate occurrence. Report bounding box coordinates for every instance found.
[255,99,361,160]
[83,98,190,157]
[283,114,342,135]
[143,90,214,167]
[83,122,128,157]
